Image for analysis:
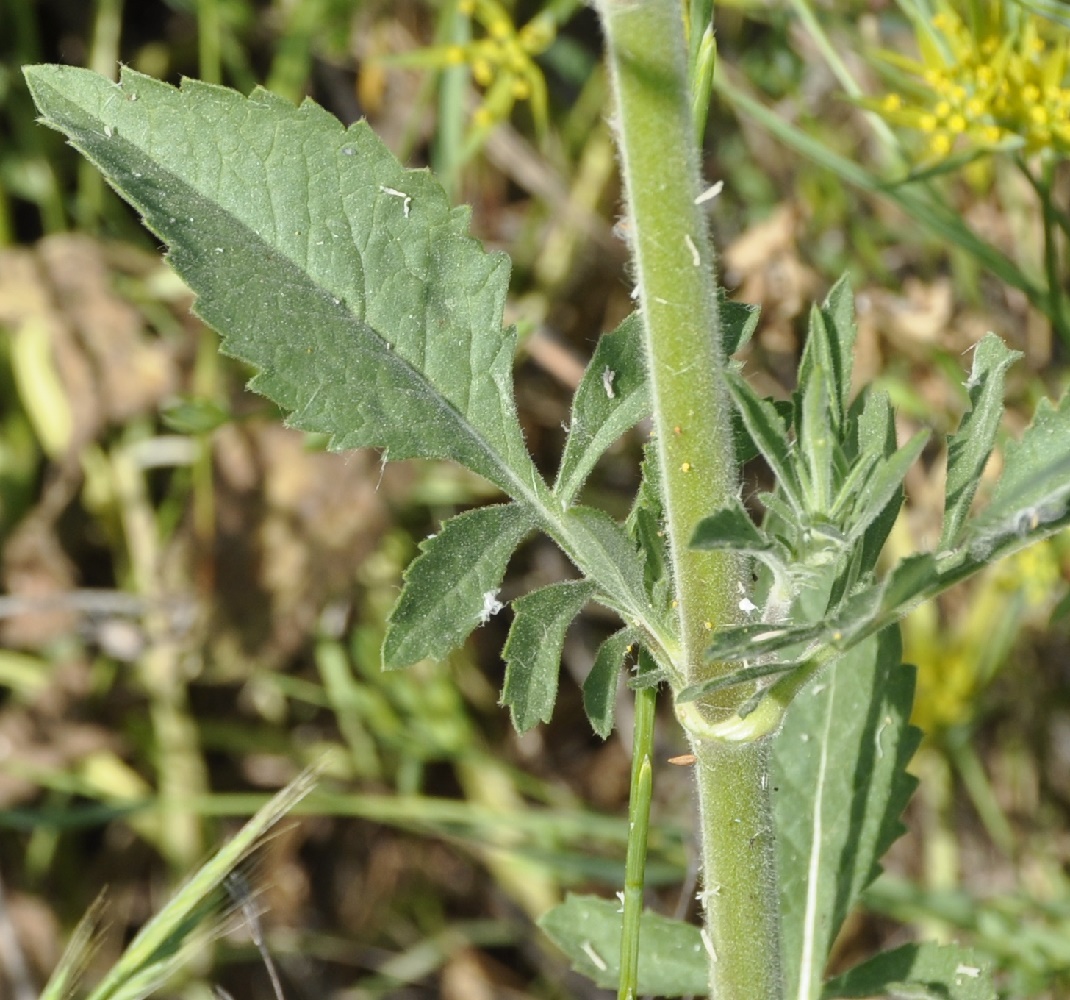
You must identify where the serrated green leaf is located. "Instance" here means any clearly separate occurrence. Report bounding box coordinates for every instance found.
[691,499,773,552]
[554,293,758,506]
[734,397,795,465]
[964,385,1070,559]
[561,505,654,624]
[538,894,706,995]
[822,942,995,1000]
[383,504,535,669]
[774,628,920,1000]
[720,289,761,356]
[725,369,805,511]
[584,627,639,738]
[502,580,597,732]
[24,65,541,499]
[556,314,649,506]
[941,334,1022,549]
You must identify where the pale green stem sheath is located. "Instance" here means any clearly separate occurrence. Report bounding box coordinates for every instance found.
[619,679,656,1000]
[596,2,782,998]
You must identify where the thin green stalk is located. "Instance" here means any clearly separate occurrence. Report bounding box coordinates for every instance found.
[434,2,471,199]
[596,3,781,997]
[112,435,208,873]
[1034,158,1070,343]
[198,0,221,84]
[618,678,657,1000]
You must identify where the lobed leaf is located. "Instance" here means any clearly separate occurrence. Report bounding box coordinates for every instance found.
[24,65,541,499]
[383,504,535,669]
[538,894,706,996]
[773,628,920,1000]
[822,942,995,1000]
[560,505,653,625]
[502,580,597,732]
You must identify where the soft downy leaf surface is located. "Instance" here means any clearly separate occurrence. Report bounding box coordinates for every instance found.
[821,942,995,1000]
[383,504,535,669]
[24,66,542,500]
[555,314,648,506]
[940,334,1022,549]
[502,580,597,731]
[538,894,706,996]
[964,388,1070,558]
[583,627,638,738]
[725,369,805,512]
[799,276,856,436]
[773,626,920,1000]
[554,292,758,507]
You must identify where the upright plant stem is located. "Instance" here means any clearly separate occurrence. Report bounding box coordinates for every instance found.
[596,2,782,997]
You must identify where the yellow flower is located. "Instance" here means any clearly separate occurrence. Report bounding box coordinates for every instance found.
[379,0,562,141]
[867,0,1070,159]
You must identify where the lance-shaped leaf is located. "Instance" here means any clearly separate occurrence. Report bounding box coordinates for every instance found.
[843,429,929,544]
[24,66,542,500]
[538,894,706,996]
[802,275,857,434]
[774,628,920,1000]
[556,314,649,506]
[502,580,597,732]
[383,504,535,669]
[846,388,901,573]
[796,365,833,513]
[583,627,638,738]
[965,388,1070,558]
[822,942,995,1000]
[725,369,805,513]
[941,334,1022,549]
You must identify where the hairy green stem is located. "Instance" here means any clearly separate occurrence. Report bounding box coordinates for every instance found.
[596,2,782,997]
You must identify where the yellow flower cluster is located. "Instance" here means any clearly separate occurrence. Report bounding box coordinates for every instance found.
[417,0,556,134]
[871,2,1070,158]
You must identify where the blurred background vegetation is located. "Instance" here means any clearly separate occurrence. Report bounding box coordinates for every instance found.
[3,1,1070,997]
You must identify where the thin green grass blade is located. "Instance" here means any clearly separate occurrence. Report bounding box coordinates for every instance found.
[85,771,317,1000]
